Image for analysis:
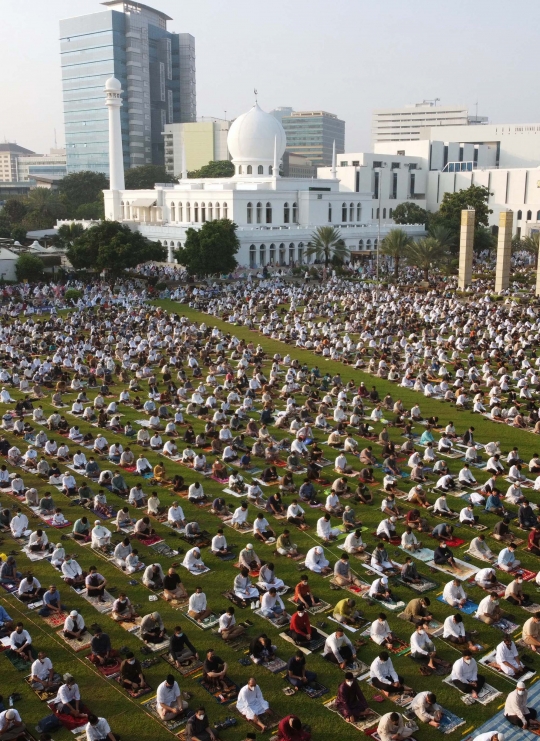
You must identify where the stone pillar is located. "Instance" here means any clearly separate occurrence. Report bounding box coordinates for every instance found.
[458,208,475,290]
[494,210,513,293]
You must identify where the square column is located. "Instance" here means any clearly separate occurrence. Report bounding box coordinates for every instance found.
[458,208,475,290]
[494,210,513,293]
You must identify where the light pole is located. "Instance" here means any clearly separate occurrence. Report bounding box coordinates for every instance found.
[374,164,387,301]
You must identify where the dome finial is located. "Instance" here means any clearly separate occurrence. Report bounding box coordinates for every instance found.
[254,88,258,104]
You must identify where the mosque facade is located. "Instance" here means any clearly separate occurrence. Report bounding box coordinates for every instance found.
[103,79,423,266]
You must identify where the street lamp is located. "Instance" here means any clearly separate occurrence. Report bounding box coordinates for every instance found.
[374,163,387,301]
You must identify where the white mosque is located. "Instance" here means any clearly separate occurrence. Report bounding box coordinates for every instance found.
[103,78,422,267]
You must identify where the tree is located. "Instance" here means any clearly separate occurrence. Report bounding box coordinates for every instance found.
[125,165,176,190]
[188,160,235,179]
[57,171,109,215]
[174,219,239,276]
[305,226,348,268]
[74,201,104,220]
[2,198,28,225]
[521,231,540,267]
[405,237,446,280]
[474,226,497,256]
[15,253,45,282]
[10,226,27,243]
[21,188,67,230]
[437,185,493,231]
[52,222,85,250]
[66,220,166,277]
[380,228,414,278]
[391,202,428,225]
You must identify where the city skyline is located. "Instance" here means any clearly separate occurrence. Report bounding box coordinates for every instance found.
[1,0,539,156]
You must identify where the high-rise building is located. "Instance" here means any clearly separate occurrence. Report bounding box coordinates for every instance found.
[372,102,487,143]
[60,1,196,176]
[281,111,345,167]
[17,150,67,182]
[163,119,230,177]
[0,144,35,182]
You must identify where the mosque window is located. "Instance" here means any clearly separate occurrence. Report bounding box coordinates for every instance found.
[208,203,213,220]
[223,203,228,218]
[292,202,297,222]
[256,202,262,223]
[269,166,273,174]
[247,202,253,224]
[527,210,532,220]
[517,210,523,220]
[194,202,199,222]
[359,239,364,249]
[537,210,540,220]
[238,165,243,175]
[249,244,256,268]
[247,165,252,175]
[357,204,361,221]
[215,203,221,219]
[258,165,264,175]
[283,202,290,223]
[266,202,272,224]
[389,208,393,218]
[383,208,387,219]
[376,207,380,219]
[177,241,181,247]
[328,204,332,223]
[366,239,372,250]
[298,242,304,264]
[186,202,191,221]
[349,203,354,221]
[342,203,347,222]
[269,244,276,264]
[170,202,175,222]
[279,243,285,265]
[121,201,125,219]
[201,203,206,222]
[259,244,266,266]
[289,243,295,265]
[178,203,183,221]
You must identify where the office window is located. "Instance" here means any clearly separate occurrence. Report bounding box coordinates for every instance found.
[383,208,387,218]
[247,202,253,224]
[376,207,380,219]
[358,239,364,250]
[352,160,359,166]
[283,202,290,223]
[373,161,382,168]
[167,90,173,124]
[238,165,243,175]
[410,174,415,196]
[389,208,393,218]
[289,243,295,264]
[392,172,398,199]
[160,62,166,101]
[298,242,304,263]
[537,210,540,220]
[340,161,348,166]
[256,202,262,224]
[266,202,272,223]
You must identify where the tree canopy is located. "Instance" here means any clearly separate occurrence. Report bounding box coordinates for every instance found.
[380,228,414,278]
[125,165,176,190]
[22,188,67,230]
[15,253,45,282]
[306,226,347,268]
[391,202,428,225]
[174,219,239,276]
[52,222,85,250]
[436,184,493,231]
[57,171,109,215]
[188,160,235,179]
[405,236,446,280]
[66,220,166,276]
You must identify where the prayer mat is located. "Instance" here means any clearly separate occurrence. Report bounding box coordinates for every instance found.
[198,675,239,704]
[137,534,164,546]
[181,609,220,630]
[479,648,536,682]
[522,602,540,613]
[233,704,282,731]
[430,536,465,547]
[252,656,288,674]
[426,558,479,581]
[300,681,328,699]
[117,616,142,632]
[343,658,370,677]
[490,617,520,634]
[398,546,434,562]
[221,589,253,608]
[56,629,92,652]
[47,702,90,730]
[460,678,540,741]
[359,627,409,654]
[179,533,211,548]
[254,608,290,628]
[133,628,169,652]
[5,647,36,670]
[42,611,67,628]
[21,546,52,561]
[397,577,438,593]
[279,629,327,655]
[463,549,496,563]
[327,616,369,634]
[24,675,60,701]
[151,541,180,558]
[364,679,413,707]
[140,696,190,730]
[157,592,189,610]
[180,562,211,575]
[436,596,478,614]
[361,592,405,611]
[81,588,115,613]
[468,577,506,597]
[442,675,501,705]
[161,650,204,676]
[324,699,380,732]
[328,578,370,595]
[114,674,152,697]
[436,709,466,735]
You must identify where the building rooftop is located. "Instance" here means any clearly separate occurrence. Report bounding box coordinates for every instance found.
[0,143,35,155]
[101,1,172,21]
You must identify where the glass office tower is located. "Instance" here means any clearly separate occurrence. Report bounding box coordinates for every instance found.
[281,111,345,167]
[60,1,196,176]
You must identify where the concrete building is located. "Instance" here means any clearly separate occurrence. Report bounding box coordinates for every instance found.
[103,81,423,265]
[281,111,345,167]
[17,150,67,182]
[163,119,230,177]
[372,102,487,143]
[281,152,316,179]
[269,107,294,125]
[0,144,35,182]
[60,1,196,176]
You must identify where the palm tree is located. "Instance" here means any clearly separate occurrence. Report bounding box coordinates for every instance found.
[306,226,347,268]
[428,223,457,254]
[23,188,66,230]
[380,228,413,279]
[405,237,446,281]
[521,232,540,267]
[52,222,85,250]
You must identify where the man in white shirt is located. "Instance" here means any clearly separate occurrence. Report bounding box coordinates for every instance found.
[54,673,84,717]
[236,678,269,731]
[323,629,355,669]
[495,636,526,676]
[188,586,212,622]
[370,613,396,649]
[443,614,479,652]
[156,675,187,721]
[10,510,29,538]
[231,503,249,529]
[305,546,330,573]
[316,513,340,542]
[85,714,118,741]
[410,690,443,728]
[504,681,538,729]
[30,651,58,690]
[450,651,485,697]
[369,651,406,695]
[167,502,186,528]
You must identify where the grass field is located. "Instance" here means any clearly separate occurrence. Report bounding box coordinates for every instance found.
[0,296,539,741]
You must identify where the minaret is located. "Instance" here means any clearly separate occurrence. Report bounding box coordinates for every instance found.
[272,135,280,184]
[104,77,125,190]
[330,140,337,178]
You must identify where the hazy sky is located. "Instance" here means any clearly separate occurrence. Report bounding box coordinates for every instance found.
[2,0,539,154]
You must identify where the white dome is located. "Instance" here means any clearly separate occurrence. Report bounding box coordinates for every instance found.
[227,103,286,169]
[105,76,122,92]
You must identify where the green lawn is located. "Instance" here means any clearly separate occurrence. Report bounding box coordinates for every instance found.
[0,297,538,741]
